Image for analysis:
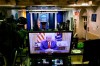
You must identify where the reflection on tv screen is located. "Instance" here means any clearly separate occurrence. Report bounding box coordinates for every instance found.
[29,32,72,54]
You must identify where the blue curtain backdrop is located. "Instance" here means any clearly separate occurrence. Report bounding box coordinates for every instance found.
[57,11,63,23]
[32,13,38,27]
[26,12,31,30]
[49,13,55,30]
[27,12,63,30]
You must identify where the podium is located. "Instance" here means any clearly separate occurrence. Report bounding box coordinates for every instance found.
[41,22,47,30]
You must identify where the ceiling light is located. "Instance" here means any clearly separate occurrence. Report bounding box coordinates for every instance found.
[61,8,74,10]
[74,3,77,6]
[81,3,89,6]
[89,1,92,5]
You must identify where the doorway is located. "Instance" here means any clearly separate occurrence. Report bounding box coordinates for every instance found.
[78,9,88,39]
[82,16,87,39]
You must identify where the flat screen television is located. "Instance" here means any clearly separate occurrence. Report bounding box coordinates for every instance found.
[28,31,73,58]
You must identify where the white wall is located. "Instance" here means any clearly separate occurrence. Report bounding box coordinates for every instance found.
[73,9,80,36]
[78,6,100,39]
[63,11,68,22]
[6,9,18,19]
[7,9,26,19]
[67,10,74,30]
[11,10,18,19]
[87,6,100,38]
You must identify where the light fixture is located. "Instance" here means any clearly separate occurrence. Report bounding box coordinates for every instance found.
[0,20,4,22]
[81,0,89,6]
[81,3,89,6]
[74,3,77,6]
[88,1,92,5]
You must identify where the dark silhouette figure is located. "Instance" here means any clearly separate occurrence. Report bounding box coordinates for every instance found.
[17,17,28,48]
[0,15,25,66]
[0,21,20,66]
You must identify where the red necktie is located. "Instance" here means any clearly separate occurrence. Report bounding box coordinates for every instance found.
[48,42,50,48]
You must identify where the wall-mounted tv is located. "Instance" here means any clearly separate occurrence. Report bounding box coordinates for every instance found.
[91,14,97,22]
[28,31,73,58]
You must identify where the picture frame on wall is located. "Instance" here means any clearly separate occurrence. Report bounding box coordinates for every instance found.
[91,14,97,22]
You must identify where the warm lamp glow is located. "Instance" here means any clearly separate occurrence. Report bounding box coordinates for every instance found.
[89,1,92,5]
[74,3,77,6]
[81,3,89,6]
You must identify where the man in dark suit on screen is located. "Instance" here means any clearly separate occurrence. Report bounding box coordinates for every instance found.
[40,35,58,51]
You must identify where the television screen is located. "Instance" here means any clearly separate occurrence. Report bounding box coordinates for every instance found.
[28,31,73,57]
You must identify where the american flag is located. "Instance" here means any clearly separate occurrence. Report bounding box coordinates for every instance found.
[37,33,45,43]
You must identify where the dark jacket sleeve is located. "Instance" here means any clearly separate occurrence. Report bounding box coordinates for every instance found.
[40,41,45,51]
[52,41,58,50]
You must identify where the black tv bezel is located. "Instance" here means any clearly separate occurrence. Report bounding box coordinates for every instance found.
[28,31,73,58]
